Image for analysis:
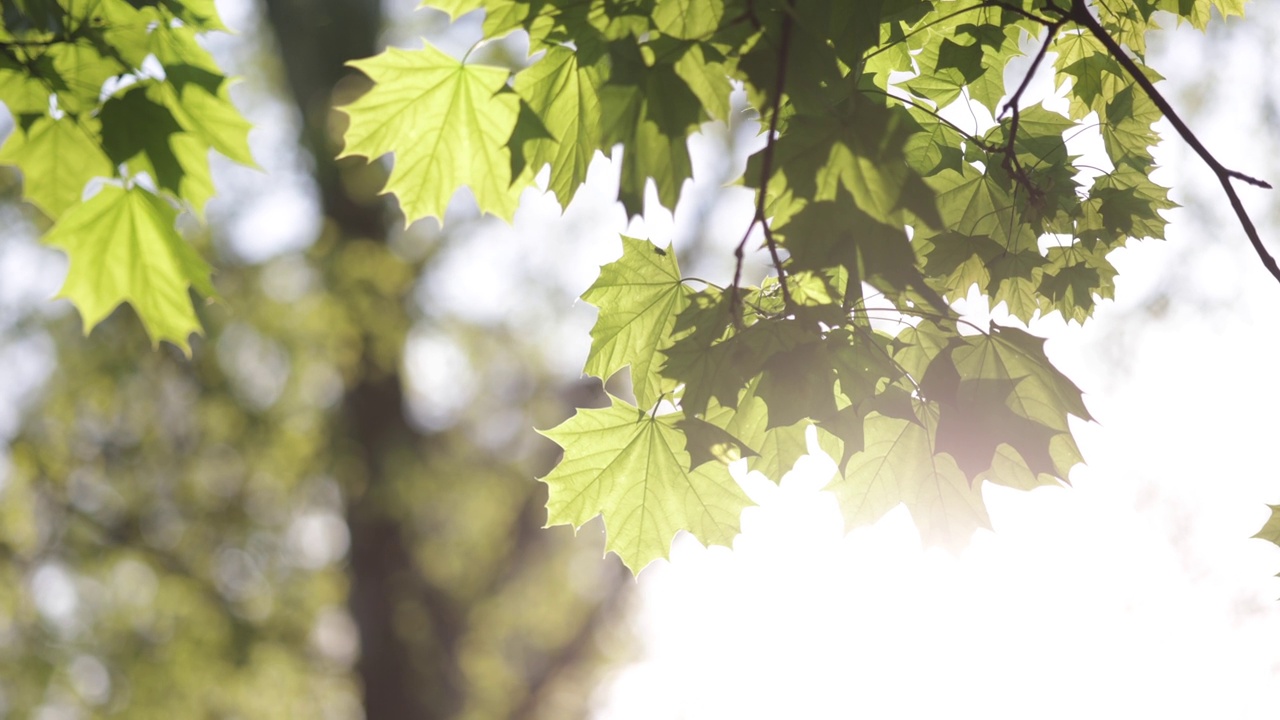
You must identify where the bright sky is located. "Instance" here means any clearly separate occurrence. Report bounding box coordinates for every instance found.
[587,10,1280,720]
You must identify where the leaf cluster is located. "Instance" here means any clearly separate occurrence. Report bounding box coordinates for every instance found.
[329,0,1274,572]
[0,0,253,351]
[2,0,1273,572]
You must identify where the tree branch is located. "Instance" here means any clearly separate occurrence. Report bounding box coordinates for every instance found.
[1067,0,1280,284]
[732,0,796,328]
[994,18,1066,210]
[979,0,1057,26]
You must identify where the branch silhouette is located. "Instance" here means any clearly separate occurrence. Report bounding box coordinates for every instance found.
[732,0,796,328]
[1059,0,1280,284]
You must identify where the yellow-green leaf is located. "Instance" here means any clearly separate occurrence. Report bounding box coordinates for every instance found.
[0,115,114,218]
[43,185,215,353]
[339,42,527,224]
[539,395,752,573]
[581,236,687,408]
[512,46,604,206]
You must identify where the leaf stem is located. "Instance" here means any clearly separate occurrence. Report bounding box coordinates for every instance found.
[682,276,726,291]
[861,88,986,146]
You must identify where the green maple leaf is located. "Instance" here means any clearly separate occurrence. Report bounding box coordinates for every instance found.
[922,351,1059,480]
[1090,165,1176,240]
[43,185,215,353]
[512,46,605,206]
[754,421,842,484]
[1038,244,1114,322]
[677,416,758,466]
[99,84,216,214]
[153,65,257,169]
[921,325,1092,487]
[600,42,704,216]
[0,115,114,218]
[158,0,229,31]
[754,339,838,428]
[581,236,687,408]
[539,395,752,573]
[754,98,940,228]
[48,39,126,113]
[1102,84,1162,170]
[928,165,1036,252]
[830,403,990,549]
[1252,506,1280,547]
[0,50,52,114]
[917,231,1005,300]
[702,378,840,484]
[92,0,153,67]
[339,42,527,224]
[653,0,724,39]
[775,200,928,298]
[660,288,746,417]
[935,38,984,83]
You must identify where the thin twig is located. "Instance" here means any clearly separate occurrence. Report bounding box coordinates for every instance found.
[979,0,1057,26]
[731,0,796,328]
[995,18,1066,211]
[861,87,988,146]
[1066,0,1280,284]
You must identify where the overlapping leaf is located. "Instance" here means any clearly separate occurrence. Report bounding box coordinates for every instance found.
[539,396,753,572]
[0,1,252,346]
[580,237,688,408]
[0,116,113,217]
[4,0,1261,569]
[340,43,527,224]
[43,185,215,353]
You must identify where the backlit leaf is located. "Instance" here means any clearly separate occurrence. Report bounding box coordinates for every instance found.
[539,395,753,573]
[43,185,214,353]
[339,42,526,224]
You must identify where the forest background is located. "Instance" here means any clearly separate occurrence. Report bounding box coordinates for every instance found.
[0,0,1279,719]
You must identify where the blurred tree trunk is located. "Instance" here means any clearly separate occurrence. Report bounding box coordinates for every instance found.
[258,1,470,716]
[258,1,435,717]
[258,2,626,718]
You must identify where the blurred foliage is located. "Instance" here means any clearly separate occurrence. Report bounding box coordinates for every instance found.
[0,236,628,717]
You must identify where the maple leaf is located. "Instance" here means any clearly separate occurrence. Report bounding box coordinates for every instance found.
[917,326,1092,489]
[581,236,688,408]
[99,85,216,215]
[539,395,753,573]
[42,185,215,354]
[599,43,705,216]
[0,116,114,218]
[47,39,126,114]
[339,42,527,224]
[152,65,257,169]
[659,288,745,417]
[1252,506,1280,546]
[830,403,990,549]
[511,46,605,207]
[653,0,724,39]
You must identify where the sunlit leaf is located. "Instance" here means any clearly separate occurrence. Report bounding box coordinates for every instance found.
[43,185,214,353]
[539,395,753,573]
[339,42,527,224]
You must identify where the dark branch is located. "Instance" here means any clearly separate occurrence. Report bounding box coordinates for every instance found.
[994,18,1066,210]
[1067,0,1280,284]
[862,89,986,146]
[732,0,796,328]
[979,0,1057,26]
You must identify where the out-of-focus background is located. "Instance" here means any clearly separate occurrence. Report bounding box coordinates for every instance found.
[0,1,1278,719]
